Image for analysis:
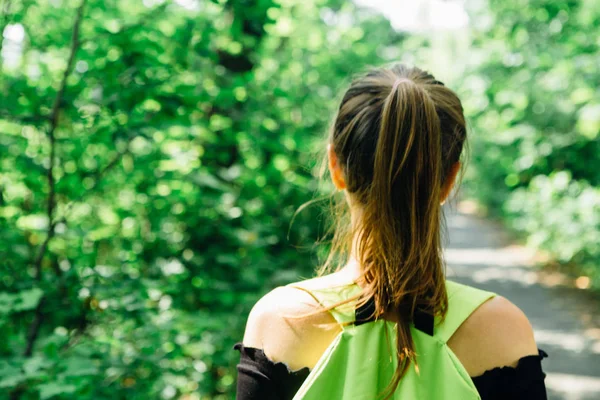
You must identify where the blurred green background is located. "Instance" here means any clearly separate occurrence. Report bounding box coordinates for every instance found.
[0,0,598,399]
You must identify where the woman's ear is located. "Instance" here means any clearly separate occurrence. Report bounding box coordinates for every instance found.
[327,143,347,190]
[440,161,461,205]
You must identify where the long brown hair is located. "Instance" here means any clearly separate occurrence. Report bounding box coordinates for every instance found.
[315,63,467,396]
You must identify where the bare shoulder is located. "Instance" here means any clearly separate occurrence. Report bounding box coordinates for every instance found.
[447,295,539,377]
[242,282,342,371]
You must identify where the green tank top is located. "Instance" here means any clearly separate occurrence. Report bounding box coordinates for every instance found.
[286,279,496,400]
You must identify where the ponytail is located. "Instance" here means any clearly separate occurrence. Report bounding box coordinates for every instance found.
[315,63,466,398]
[366,76,445,395]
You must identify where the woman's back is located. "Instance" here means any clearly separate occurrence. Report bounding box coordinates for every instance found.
[237,268,547,399]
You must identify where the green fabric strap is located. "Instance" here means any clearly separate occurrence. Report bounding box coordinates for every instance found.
[436,280,496,343]
[288,279,496,340]
[287,282,362,327]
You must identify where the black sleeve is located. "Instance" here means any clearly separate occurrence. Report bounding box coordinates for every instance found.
[234,343,548,400]
[472,349,549,400]
[234,343,310,400]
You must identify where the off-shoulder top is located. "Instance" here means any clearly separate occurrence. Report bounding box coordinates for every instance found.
[234,282,548,399]
[233,343,548,400]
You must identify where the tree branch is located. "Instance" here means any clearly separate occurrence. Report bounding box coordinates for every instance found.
[11,6,88,397]
[48,0,86,134]
[23,0,87,362]
[23,297,46,357]
[35,0,87,277]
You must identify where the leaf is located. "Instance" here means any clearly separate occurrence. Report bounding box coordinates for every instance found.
[0,373,26,389]
[62,357,99,377]
[23,356,51,377]
[15,214,49,231]
[0,288,44,314]
[15,288,44,312]
[39,382,77,400]
[0,293,18,314]
[192,171,231,192]
[0,361,26,389]
[577,103,600,140]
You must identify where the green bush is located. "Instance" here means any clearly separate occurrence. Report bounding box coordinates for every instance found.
[462,0,600,287]
[0,0,404,398]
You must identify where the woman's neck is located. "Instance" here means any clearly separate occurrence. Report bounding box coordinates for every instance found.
[340,204,365,282]
[340,254,361,281]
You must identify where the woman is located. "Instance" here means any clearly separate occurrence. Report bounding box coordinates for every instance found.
[234,63,548,399]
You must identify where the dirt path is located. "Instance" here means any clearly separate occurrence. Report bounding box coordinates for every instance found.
[445,207,600,400]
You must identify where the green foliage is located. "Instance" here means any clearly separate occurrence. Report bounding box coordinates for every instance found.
[462,0,600,285]
[0,0,402,398]
[2,0,598,398]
